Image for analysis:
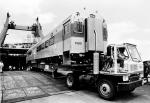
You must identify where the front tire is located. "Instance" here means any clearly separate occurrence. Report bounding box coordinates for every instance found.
[97,79,116,100]
[66,73,79,89]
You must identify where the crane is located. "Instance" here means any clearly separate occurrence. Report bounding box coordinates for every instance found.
[0,13,44,47]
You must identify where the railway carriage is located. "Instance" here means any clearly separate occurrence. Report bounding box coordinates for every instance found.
[26,12,107,68]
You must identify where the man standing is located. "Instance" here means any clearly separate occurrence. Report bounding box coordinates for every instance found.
[0,61,4,73]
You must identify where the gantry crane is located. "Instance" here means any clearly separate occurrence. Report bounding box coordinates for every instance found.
[0,13,44,47]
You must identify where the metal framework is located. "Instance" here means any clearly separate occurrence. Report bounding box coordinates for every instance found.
[0,13,44,47]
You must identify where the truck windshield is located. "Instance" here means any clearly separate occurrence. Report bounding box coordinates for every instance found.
[127,45,142,62]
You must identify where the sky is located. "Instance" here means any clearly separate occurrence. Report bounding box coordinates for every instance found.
[0,0,150,60]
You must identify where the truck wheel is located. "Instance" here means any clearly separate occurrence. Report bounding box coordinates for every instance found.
[97,79,116,100]
[66,73,79,89]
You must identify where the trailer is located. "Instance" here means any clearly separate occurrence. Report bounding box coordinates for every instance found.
[26,12,144,100]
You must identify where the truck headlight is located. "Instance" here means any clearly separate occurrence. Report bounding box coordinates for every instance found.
[123,75,129,81]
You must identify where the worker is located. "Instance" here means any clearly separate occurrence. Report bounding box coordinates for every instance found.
[117,48,127,68]
[0,60,4,73]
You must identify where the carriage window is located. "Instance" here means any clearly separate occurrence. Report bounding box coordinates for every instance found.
[45,40,49,48]
[103,21,108,41]
[49,36,54,46]
[103,26,108,41]
[38,45,41,51]
[37,47,39,52]
[64,23,70,34]
[73,21,83,33]
[41,43,45,50]
[38,45,42,51]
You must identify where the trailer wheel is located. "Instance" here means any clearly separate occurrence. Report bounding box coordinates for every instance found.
[66,73,79,89]
[97,79,116,100]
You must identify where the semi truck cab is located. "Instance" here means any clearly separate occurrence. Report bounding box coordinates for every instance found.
[103,43,143,75]
[96,43,143,99]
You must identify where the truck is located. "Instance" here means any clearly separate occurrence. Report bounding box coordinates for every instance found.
[26,12,144,100]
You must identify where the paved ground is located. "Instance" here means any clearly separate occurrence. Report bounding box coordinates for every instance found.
[0,71,150,103]
[0,71,70,103]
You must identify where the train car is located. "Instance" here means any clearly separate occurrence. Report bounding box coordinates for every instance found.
[26,12,107,70]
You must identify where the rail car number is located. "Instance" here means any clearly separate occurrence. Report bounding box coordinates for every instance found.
[75,42,82,45]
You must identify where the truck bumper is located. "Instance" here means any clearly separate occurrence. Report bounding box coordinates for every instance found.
[117,79,143,91]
